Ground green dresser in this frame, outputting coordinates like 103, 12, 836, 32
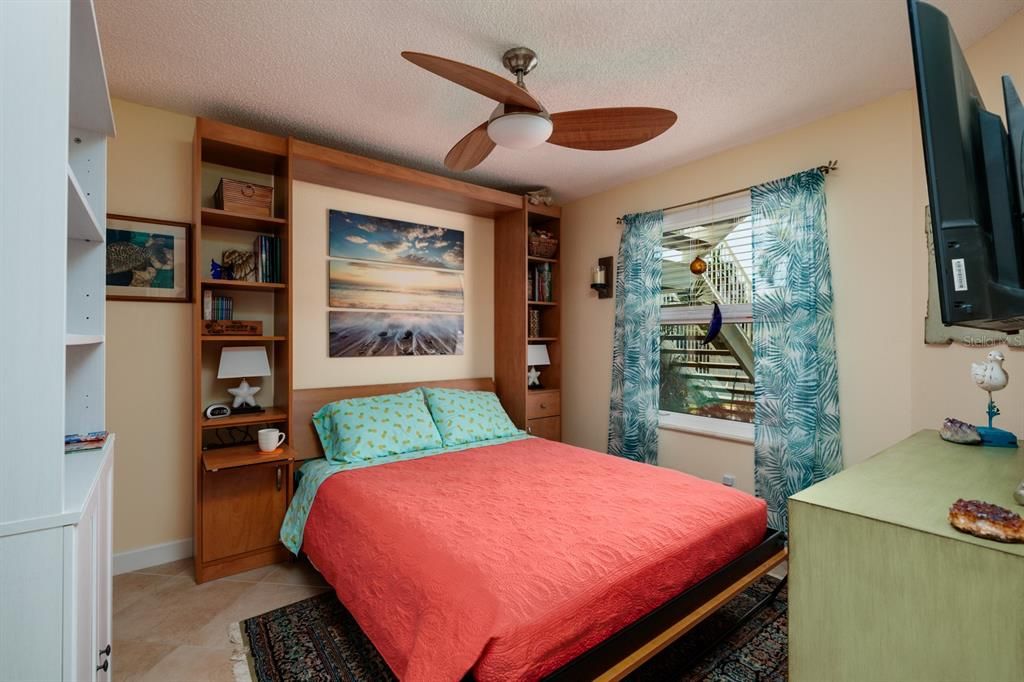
789, 430, 1024, 682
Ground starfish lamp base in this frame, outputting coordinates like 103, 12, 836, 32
527, 365, 544, 390
226, 377, 263, 412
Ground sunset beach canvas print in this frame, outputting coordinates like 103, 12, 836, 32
328, 260, 464, 313
329, 311, 464, 357
329, 209, 464, 271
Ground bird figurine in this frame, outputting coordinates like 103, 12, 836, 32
971, 350, 1008, 393
970, 350, 1017, 447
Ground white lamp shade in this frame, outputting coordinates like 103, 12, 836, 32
487, 113, 553, 150
217, 346, 271, 379
527, 344, 550, 366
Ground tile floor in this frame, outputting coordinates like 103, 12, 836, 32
112, 558, 330, 681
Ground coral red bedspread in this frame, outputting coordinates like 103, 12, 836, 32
301, 438, 767, 681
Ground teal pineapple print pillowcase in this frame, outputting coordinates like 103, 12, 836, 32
312, 389, 443, 464
421, 387, 520, 446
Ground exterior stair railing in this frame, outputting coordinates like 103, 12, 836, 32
660, 234, 756, 422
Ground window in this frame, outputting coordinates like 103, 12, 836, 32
660, 192, 754, 433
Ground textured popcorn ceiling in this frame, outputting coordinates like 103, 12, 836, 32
95, 0, 1022, 203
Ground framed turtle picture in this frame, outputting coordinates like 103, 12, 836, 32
106, 214, 192, 302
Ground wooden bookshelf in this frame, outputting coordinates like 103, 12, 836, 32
494, 200, 562, 440
191, 118, 293, 583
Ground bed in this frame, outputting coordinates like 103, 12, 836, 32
285, 378, 784, 682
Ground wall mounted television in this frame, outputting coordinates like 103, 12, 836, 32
909, 0, 1024, 331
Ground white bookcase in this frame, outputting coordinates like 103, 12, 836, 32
0, 1, 116, 679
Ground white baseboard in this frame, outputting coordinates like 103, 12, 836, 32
113, 538, 193, 575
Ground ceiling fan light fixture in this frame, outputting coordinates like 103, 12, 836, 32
487, 112, 553, 150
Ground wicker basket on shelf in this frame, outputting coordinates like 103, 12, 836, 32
528, 230, 559, 259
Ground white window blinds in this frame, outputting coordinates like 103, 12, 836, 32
661, 190, 752, 320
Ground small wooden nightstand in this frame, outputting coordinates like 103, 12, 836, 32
198, 443, 296, 582
526, 389, 561, 441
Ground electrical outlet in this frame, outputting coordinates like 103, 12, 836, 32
722, 474, 736, 487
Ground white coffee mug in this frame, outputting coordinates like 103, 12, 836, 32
258, 428, 286, 453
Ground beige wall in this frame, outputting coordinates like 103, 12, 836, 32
106, 100, 195, 552
562, 12, 1024, 493
292, 182, 493, 389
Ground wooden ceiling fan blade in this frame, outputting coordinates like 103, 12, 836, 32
445, 122, 496, 171
548, 107, 677, 150
401, 51, 541, 111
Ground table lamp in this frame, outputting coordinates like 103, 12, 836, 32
217, 346, 271, 414
527, 344, 550, 389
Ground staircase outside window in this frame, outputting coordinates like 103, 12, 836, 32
659, 191, 754, 439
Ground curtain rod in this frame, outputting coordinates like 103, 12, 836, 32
614, 160, 838, 224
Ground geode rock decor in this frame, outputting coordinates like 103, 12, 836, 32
949, 499, 1024, 543
939, 417, 981, 444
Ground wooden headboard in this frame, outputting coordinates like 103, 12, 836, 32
290, 377, 496, 460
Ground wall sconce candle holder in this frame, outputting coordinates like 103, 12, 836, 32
590, 256, 614, 299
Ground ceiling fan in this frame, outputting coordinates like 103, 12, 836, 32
401, 47, 678, 171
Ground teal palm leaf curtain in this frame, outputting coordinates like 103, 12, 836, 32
608, 210, 663, 465
751, 169, 842, 532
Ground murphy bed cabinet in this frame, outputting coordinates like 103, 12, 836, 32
189, 118, 561, 581
0, 1, 116, 679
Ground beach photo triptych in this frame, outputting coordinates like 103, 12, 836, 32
327, 209, 465, 357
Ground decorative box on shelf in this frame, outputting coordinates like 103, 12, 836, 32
202, 319, 263, 336
214, 178, 273, 217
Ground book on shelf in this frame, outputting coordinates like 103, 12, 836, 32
529, 262, 553, 302
255, 236, 262, 283
65, 431, 109, 453
274, 237, 281, 283
253, 234, 283, 283
202, 291, 234, 321
210, 295, 233, 320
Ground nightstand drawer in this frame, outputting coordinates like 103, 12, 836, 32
527, 390, 560, 419
527, 416, 561, 441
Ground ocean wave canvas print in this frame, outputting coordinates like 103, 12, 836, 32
329, 311, 464, 357
329, 209, 464, 271
329, 260, 464, 313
